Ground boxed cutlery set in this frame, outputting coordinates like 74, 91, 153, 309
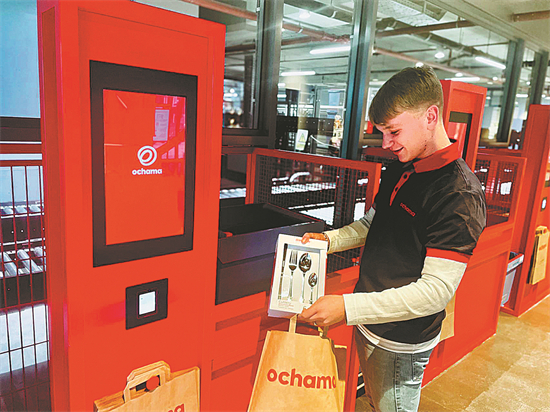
269, 234, 328, 318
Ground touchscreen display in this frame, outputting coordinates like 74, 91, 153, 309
448, 111, 472, 160
103, 90, 187, 245
91, 60, 197, 266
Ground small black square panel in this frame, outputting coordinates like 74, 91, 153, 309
126, 279, 168, 329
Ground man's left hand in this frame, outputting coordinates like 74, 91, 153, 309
298, 295, 346, 327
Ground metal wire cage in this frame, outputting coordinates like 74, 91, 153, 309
0, 164, 50, 412
474, 153, 525, 227
248, 149, 381, 274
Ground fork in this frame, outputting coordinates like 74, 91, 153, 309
286, 250, 298, 301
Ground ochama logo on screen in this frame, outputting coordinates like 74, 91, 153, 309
138, 145, 157, 166
132, 145, 163, 175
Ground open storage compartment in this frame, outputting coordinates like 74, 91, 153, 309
502, 251, 524, 306
216, 203, 324, 304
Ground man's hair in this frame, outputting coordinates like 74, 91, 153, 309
368, 66, 443, 125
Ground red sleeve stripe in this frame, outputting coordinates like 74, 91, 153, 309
426, 248, 471, 263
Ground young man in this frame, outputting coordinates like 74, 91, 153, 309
299, 66, 486, 412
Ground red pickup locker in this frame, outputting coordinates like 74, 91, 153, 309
500, 105, 550, 316
37, 2, 224, 410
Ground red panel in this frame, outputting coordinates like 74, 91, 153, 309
211, 361, 258, 411
441, 80, 487, 169
508, 105, 550, 315
37, 2, 224, 410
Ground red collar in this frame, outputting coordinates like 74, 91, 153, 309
413, 143, 460, 173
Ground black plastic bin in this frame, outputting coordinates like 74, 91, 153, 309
216, 203, 324, 305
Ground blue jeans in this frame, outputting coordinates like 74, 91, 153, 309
355, 328, 434, 412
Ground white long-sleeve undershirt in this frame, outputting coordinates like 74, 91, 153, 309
323, 207, 466, 325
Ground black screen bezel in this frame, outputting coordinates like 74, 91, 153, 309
90, 60, 197, 267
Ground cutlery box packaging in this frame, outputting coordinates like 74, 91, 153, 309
217, 203, 324, 304
268, 234, 328, 318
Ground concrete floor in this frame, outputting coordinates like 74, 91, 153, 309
356, 295, 550, 412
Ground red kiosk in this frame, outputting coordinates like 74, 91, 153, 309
488, 105, 550, 316
440, 80, 487, 169
37, 1, 224, 410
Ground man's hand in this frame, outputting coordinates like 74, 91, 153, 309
301, 232, 327, 244
298, 295, 345, 327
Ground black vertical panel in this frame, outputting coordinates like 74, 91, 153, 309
341, 0, 378, 161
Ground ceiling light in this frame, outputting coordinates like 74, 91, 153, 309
281, 70, 316, 77
455, 72, 463, 77
493, 77, 499, 81
475, 56, 506, 70
278, 82, 286, 87
435, 51, 445, 59
415, 62, 424, 67
516, 93, 528, 98
299, 10, 311, 19
526, 81, 531, 86
310, 45, 351, 55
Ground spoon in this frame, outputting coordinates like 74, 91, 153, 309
298, 253, 312, 303
308, 272, 318, 304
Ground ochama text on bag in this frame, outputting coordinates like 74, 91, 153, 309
266, 368, 337, 389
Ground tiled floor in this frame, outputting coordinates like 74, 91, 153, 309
356, 295, 550, 411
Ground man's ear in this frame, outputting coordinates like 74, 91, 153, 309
426, 105, 439, 130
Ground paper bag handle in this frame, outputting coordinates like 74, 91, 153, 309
123, 361, 170, 403
288, 315, 329, 338
289, 315, 297, 333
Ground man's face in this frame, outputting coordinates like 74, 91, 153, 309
375, 108, 434, 163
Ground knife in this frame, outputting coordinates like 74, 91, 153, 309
277, 243, 289, 300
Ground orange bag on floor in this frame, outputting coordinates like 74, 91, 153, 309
93, 361, 199, 412
248, 316, 347, 412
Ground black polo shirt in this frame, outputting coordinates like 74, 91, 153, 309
355, 143, 486, 344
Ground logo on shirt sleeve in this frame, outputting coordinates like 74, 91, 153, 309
400, 202, 416, 217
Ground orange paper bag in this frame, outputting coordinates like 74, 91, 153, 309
94, 361, 199, 412
248, 317, 346, 412
529, 226, 549, 285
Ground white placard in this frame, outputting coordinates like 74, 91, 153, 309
295, 129, 308, 151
